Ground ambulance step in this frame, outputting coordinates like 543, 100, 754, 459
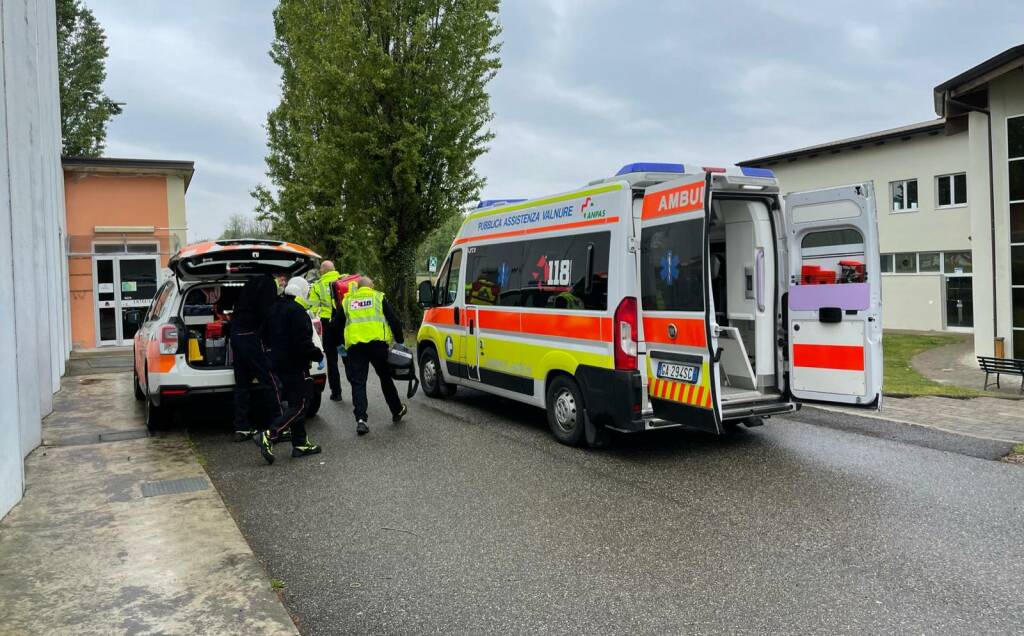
721, 400, 798, 421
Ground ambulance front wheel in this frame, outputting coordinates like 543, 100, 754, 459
420, 347, 456, 399
546, 375, 586, 447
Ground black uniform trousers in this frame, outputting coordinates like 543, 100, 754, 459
321, 317, 343, 397
231, 330, 282, 431
346, 340, 402, 422
267, 370, 309, 446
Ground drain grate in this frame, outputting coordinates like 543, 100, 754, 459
141, 477, 209, 497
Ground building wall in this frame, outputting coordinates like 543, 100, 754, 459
0, 0, 69, 519
64, 174, 176, 348
765, 130, 974, 332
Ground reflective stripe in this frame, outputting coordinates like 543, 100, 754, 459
342, 287, 392, 346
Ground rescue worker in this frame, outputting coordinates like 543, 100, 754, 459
304, 261, 344, 402
258, 276, 325, 464
230, 273, 282, 442
337, 275, 406, 436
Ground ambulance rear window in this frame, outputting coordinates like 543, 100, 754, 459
640, 218, 704, 312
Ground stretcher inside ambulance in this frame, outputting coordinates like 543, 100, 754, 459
416, 163, 881, 447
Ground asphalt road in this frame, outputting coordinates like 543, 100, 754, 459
188, 378, 1024, 635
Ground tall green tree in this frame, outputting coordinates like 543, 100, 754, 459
56, 0, 121, 157
255, 0, 501, 320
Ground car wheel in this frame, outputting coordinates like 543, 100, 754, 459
419, 347, 451, 399
144, 367, 170, 431
305, 390, 322, 418
546, 375, 585, 447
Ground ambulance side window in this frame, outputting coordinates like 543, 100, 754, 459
640, 218, 704, 312
466, 243, 523, 306
436, 250, 462, 306
519, 232, 610, 311
147, 281, 174, 321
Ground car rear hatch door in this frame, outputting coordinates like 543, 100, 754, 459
168, 239, 320, 281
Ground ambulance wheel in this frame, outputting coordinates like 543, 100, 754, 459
419, 347, 452, 399
145, 393, 170, 431
546, 375, 585, 447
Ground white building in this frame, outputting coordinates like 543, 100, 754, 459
0, 0, 71, 519
742, 45, 1024, 360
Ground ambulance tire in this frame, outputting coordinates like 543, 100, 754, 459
305, 391, 322, 418
144, 365, 171, 431
546, 375, 586, 447
419, 347, 454, 399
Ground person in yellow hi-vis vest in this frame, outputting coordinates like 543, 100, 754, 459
303, 261, 344, 402
337, 275, 406, 436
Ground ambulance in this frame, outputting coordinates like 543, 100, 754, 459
416, 162, 881, 447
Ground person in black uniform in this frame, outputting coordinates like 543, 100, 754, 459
230, 273, 282, 441
257, 276, 325, 464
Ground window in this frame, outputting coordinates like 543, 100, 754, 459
895, 252, 917, 273
435, 250, 462, 306
146, 281, 174, 321
918, 252, 941, 272
943, 251, 972, 274
94, 243, 125, 254
890, 179, 918, 212
1012, 115, 1024, 357
126, 243, 159, 254
519, 232, 611, 311
640, 218, 704, 312
466, 242, 522, 307
936, 173, 967, 208
880, 254, 894, 273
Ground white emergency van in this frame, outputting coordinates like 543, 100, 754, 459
416, 163, 881, 447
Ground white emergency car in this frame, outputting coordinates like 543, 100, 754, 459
416, 162, 882, 447
133, 239, 328, 429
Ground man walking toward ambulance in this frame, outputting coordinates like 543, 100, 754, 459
338, 276, 406, 435
303, 261, 344, 401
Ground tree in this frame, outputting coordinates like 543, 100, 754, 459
56, 0, 122, 157
218, 214, 275, 240
255, 0, 501, 322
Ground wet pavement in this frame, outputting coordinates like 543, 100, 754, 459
0, 373, 296, 635
189, 378, 1024, 635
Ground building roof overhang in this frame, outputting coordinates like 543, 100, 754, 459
62, 156, 196, 192
933, 43, 1024, 117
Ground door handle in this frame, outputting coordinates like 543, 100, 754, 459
469, 318, 475, 335
755, 247, 765, 312
454, 306, 460, 325
713, 347, 723, 363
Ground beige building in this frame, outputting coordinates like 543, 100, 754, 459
742, 45, 1024, 360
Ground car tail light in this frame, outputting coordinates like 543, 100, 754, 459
614, 296, 638, 370
312, 318, 323, 337
159, 324, 179, 354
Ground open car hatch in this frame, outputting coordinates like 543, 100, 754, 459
168, 239, 320, 281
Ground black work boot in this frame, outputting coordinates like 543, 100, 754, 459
392, 404, 408, 423
234, 429, 257, 442
291, 441, 322, 457
356, 420, 369, 436
258, 430, 275, 465
329, 392, 343, 402
271, 429, 292, 444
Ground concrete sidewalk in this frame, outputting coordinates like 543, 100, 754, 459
0, 372, 297, 635
911, 337, 1024, 398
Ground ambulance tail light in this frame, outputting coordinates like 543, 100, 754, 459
614, 296, 638, 370
159, 324, 179, 355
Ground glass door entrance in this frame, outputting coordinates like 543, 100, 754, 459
93, 255, 161, 346
945, 276, 974, 329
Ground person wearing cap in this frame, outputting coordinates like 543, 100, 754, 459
257, 276, 325, 464
336, 275, 406, 436
302, 261, 347, 403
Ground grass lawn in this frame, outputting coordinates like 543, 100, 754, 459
883, 333, 983, 398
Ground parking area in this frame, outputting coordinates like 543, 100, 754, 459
188, 377, 1024, 634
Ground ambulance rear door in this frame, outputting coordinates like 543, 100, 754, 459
784, 183, 882, 407
638, 173, 720, 434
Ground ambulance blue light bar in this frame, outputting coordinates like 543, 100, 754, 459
476, 198, 527, 209
739, 166, 775, 178
615, 162, 685, 176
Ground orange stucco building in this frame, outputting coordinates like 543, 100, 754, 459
63, 157, 194, 348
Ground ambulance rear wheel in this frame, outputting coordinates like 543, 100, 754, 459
546, 375, 585, 447
420, 347, 453, 399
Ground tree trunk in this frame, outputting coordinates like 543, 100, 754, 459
381, 243, 418, 338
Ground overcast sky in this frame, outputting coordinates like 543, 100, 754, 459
90, 0, 1024, 240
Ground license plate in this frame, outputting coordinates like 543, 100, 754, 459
656, 361, 698, 383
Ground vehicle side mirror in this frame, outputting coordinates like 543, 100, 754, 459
417, 280, 436, 308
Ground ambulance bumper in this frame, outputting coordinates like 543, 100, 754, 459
575, 365, 645, 433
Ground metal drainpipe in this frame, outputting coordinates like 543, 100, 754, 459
948, 96, 998, 347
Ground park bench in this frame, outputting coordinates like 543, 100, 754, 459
977, 356, 1024, 393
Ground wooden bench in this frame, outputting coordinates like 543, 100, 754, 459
978, 356, 1024, 392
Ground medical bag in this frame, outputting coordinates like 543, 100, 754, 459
388, 342, 419, 398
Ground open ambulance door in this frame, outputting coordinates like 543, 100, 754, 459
784, 183, 882, 407
639, 173, 721, 434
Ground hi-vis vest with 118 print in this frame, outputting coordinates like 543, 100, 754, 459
342, 287, 392, 346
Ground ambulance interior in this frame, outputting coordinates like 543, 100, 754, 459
180, 283, 243, 369
707, 197, 779, 402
